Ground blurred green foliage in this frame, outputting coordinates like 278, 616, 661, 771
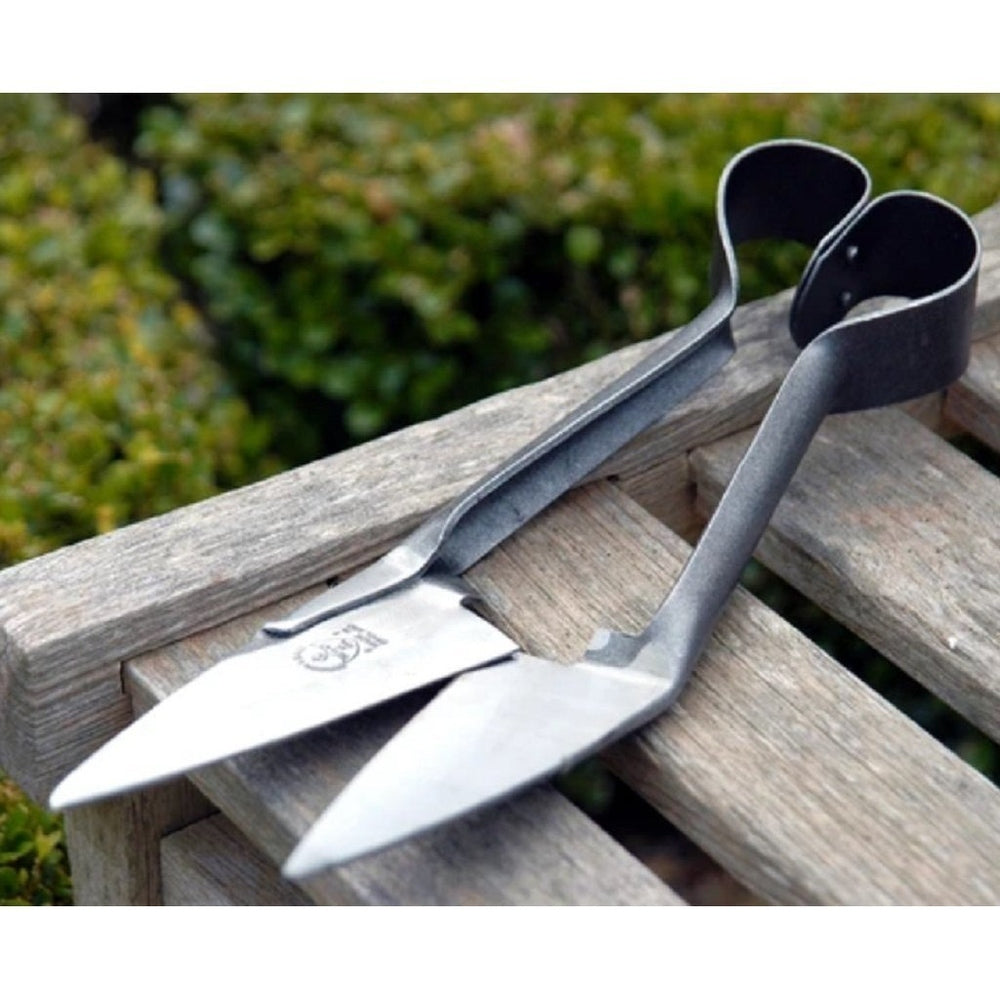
0, 94, 275, 567
0, 773, 71, 905
136, 94, 1000, 461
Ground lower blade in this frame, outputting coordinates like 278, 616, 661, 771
283, 652, 672, 878
49, 577, 518, 810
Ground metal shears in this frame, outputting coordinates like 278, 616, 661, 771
49, 140, 980, 884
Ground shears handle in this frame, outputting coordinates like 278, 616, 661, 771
587, 190, 980, 688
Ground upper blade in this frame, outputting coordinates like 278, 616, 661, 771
282, 652, 673, 878
49, 577, 518, 811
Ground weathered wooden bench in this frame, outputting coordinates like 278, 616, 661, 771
2, 202, 999, 905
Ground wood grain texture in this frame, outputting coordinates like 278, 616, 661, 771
972, 204, 1000, 341
0, 291, 789, 801
64, 779, 212, 905
693, 407, 1000, 743
466, 483, 1000, 904
161, 815, 312, 905
125, 482, 1000, 905
945, 332, 1000, 451
125, 587, 682, 906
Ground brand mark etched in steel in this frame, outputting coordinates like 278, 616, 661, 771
294, 623, 388, 671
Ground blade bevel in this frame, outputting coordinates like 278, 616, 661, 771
49, 577, 518, 811
282, 652, 672, 878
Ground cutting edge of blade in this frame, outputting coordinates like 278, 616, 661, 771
280, 654, 674, 879
49, 576, 520, 812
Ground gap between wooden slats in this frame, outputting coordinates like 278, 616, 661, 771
946, 332, 1000, 453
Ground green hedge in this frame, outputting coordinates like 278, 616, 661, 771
0, 773, 70, 904
0, 94, 275, 568
137, 94, 1000, 461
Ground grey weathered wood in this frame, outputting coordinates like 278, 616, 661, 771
161, 815, 312, 905
4, 203, 998, 802
124, 583, 682, 906
0, 291, 789, 801
971, 204, 1000, 341
945, 332, 1000, 451
466, 483, 1000, 904
64, 779, 212, 905
693, 407, 1000, 743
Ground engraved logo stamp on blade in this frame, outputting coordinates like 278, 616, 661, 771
294, 623, 388, 671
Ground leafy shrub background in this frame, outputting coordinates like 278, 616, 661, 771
2, 93, 1000, 903
0, 95, 275, 566
0, 773, 71, 904
137, 94, 1000, 462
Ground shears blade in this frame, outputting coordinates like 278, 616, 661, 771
283, 653, 671, 878
49, 577, 518, 810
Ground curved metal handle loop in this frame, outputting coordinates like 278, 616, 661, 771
792, 191, 981, 412
588, 185, 981, 695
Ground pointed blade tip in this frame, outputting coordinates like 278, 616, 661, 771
281, 852, 319, 882
282, 840, 355, 881
48, 763, 109, 812
48, 769, 132, 812
283, 815, 400, 880
47, 783, 74, 813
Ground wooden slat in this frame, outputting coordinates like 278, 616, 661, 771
945, 332, 1000, 451
971, 209, 1000, 340
161, 815, 312, 905
64, 779, 213, 905
0, 293, 790, 801
125, 584, 682, 906
693, 407, 1000, 743
125, 481, 1000, 904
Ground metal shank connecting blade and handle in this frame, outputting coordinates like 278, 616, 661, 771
283, 184, 981, 878
587, 190, 980, 687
